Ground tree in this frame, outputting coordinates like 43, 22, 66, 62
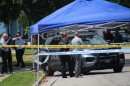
20, 0, 52, 24
20, 0, 74, 24
0, 0, 21, 24
18, 11, 30, 35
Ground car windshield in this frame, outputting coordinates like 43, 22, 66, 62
45, 37, 53, 45
69, 35, 107, 44
45, 35, 107, 45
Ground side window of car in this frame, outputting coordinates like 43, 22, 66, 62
50, 38, 60, 45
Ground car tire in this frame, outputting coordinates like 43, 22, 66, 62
113, 53, 125, 73
81, 67, 90, 75
45, 63, 54, 76
41, 63, 54, 76
39, 55, 54, 76
113, 65, 123, 73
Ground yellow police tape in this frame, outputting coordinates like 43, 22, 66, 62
0, 44, 130, 48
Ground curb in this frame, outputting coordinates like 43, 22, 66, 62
38, 74, 46, 84
0, 74, 10, 82
32, 73, 46, 86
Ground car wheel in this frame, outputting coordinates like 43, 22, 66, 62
45, 63, 54, 76
41, 63, 54, 76
113, 65, 123, 73
81, 68, 90, 75
113, 54, 125, 73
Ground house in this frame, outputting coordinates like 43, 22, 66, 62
0, 20, 23, 37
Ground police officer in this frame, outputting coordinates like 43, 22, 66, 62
59, 33, 74, 78
15, 32, 26, 68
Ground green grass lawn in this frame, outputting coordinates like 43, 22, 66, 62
0, 72, 39, 86
24, 48, 37, 55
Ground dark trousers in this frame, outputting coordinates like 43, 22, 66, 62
16, 49, 25, 67
1, 49, 13, 74
60, 55, 74, 77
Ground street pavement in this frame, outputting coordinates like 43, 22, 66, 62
41, 54, 130, 86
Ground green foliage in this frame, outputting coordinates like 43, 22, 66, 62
18, 11, 30, 35
0, 0, 21, 24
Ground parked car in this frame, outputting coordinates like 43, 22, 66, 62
39, 34, 125, 76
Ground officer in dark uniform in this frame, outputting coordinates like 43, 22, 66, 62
15, 32, 26, 68
59, 33, 74, 78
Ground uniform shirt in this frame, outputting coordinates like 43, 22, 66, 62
59, 38, 69, 51
15, 38, 26, 49
0, 38, 9, 51
71, 36, 84, 51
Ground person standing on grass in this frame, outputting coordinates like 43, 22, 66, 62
71, 31, 84, 78
15, 32, 26, 68
0, 32, 20, 74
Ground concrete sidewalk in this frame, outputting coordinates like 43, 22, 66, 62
0, 74, 10, 82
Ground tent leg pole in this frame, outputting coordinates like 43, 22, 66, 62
36, 34, 40, 86
31, 34, 37, 85
31, 34, 35, 69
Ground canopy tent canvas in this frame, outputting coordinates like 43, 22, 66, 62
30, 0, 130, 34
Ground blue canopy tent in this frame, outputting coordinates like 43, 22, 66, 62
30, 0, 130, 34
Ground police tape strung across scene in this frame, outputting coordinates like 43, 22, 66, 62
36, 49, 130, 56
0, 44, 130, 48
34, 48, 129, 64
